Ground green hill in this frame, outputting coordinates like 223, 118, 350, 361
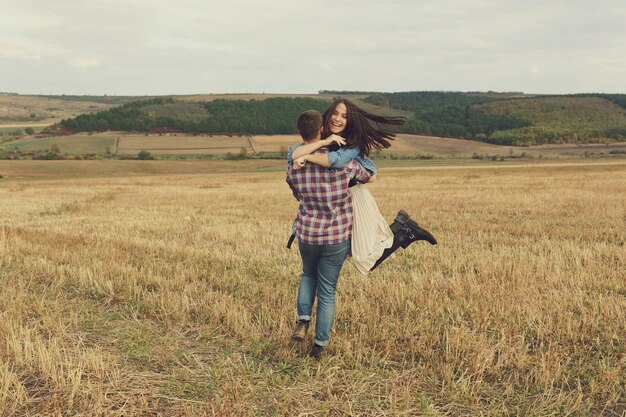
51, 92, 626, 146
477, 96, 626, 145
362, 91, 626, 145
58, 97, 332, 135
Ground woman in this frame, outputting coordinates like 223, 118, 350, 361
290, 99, 437, 274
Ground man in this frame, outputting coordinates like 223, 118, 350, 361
286, 109, 373, 359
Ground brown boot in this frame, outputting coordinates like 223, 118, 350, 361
290, 320, 309, 342
309, 343, 326, 360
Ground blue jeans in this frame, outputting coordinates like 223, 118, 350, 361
297, 240, 350, 347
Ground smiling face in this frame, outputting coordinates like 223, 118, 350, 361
329, 102, 348, 135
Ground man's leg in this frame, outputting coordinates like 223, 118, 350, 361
296, 241, 319, 324
292, 241, 319, 342
312, 240, 350, 349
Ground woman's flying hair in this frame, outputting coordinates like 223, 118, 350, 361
322, 98, 406, 156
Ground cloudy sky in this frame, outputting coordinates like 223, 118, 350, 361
2, 0, 626, 95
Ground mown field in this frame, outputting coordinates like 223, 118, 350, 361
0, 160, 624, 416
3, 133, 510, 157
4, 131, 626, 160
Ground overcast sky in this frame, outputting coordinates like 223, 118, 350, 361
2, 0, 626, 95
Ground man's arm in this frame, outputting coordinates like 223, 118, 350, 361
285, 172, 300, 201
344, 160, 372, 184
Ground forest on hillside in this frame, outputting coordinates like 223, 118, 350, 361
59, 97, 329, 136
363, 92, 626, 145
57, 92, 626, 146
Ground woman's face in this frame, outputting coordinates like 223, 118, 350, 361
329, 102, 348, 135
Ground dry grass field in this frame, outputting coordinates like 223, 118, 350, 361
0, 95, 113, 126
174, 93, 366, 103
0, 160, 624, 416
118, 134, 252, 156
0, 134, 119, 155
5, 130, 626, 160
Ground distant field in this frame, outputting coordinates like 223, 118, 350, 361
0, 123, 50, 130
386, 134, 512, 155
4, 131, 626, 159
0, 95, 113, 125
118, 134, 252, 155
1, 158, 623, 181
116, 133, 518, 157
1, 134, 118, 154
524, 142, 626, 154
251, 135, 300, 153
174, 93, 366, 102
0, 159, 285, 180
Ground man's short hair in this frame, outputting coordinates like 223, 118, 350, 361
297, 110, 323, 140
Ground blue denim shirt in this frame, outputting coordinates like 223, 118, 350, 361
327, 146, 377, 174
287, 144, 299, 165
288, 144, 377, 174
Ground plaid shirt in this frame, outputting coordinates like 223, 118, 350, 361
286, 148, 371, 245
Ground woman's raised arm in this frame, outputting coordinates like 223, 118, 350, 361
291, 134, 345, 160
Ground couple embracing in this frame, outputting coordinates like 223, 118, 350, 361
286, 99, 437, 359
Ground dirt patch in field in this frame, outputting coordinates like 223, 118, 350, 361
117, 134, 252, 155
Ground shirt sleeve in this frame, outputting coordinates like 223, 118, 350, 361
327, 147, 361, 169
285, 170, 300, 200
287, 144, 302, 165
344, 160, 371, 184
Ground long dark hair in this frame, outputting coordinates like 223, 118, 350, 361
322, 99, 406, 156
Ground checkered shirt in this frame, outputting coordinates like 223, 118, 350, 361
286, 148, 371, 245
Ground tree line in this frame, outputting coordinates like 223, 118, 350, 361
60, 97, 329, 135
363, 92, 626, 145
58, 92, 626, 146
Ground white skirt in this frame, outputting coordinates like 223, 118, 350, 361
350, 184, 394, 275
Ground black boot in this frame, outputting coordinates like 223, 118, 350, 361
399, 219, 437, 248
372, 212, 438, 271
389, 210, 410, 234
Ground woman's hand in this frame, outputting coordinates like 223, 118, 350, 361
293, 156, 307, 170
325, 134, 346, 147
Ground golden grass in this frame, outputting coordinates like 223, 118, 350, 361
5, 128, 625, 159
0, 95, 112, 126
0, 134, 118, 154
173, 93, 364, 103
0, 161, 624, 415
0, 160, 285, 180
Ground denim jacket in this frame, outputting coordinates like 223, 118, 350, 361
288, 144, 377, 174
327, 146, 377, 174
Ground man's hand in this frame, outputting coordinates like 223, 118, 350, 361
325, 134, 346, 147
293, 156, 307, 170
